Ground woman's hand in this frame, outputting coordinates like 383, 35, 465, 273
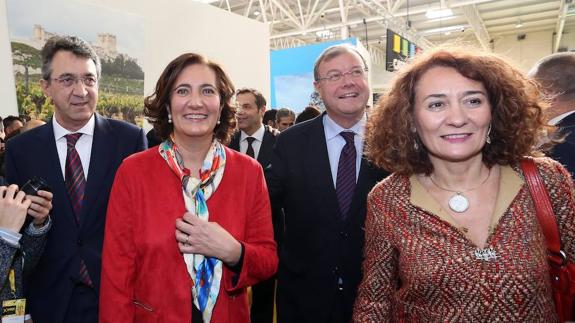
26, 190, 53, 227
175, 212, 242, 266
0, 185, 32, 232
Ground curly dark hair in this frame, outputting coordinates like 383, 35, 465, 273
365, 48, 553, 175
144, 53, 236, 145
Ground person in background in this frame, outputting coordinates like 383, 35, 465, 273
0, 183, 53, 322
353, 48, 575, 321
5, 35, 147, 323
295, 105, 321, 124
20, 119, 46, 134
3, 116, 23, 141
275, 108, 295, 132
529, 52, 575, 178
267, 44, 387, 323
263, 109, 277, 129
100, 52, 277, 323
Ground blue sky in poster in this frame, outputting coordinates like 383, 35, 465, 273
270, 38, 357, 111
6, 0, 145, 64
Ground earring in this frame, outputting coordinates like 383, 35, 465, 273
168, 113, 172, 124
414, 139, 419, 151
216, 120, 221, 125
486, 124, 492, 144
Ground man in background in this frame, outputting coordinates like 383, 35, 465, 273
275, 108, 295, 132
263, 109, 277, 128
529, 52, 575, 178
5, 35, 146, 323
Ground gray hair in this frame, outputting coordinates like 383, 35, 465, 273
313, 44, 367, 81
275, 108, 295, 122
41, 35, 101, 80
529, 52, 575, 102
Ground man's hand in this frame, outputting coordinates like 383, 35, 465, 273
0, 185, 31, 232
26, 190, 53, 227
175, 212, 242, 266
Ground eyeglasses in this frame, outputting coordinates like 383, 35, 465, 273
51, 75, 98, 88
317, 68, 368, 83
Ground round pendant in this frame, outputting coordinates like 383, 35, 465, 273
448, 193, 469, 213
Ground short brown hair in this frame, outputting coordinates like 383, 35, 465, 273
144, 53, 236, 144
236, 88, 267, 109
313, 44, 367, 81
365, 48, 552, 175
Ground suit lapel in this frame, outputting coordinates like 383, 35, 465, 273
304, 116, 341, 220
258, 126, 275, 168
80, 114, 114, 227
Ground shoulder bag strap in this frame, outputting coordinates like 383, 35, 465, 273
520, 158, 564, 266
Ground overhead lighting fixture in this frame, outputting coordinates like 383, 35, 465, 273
515, 19, 523, 28
425, 8, 453, 19
195, 0, 219, 3
253, 10, 261, 16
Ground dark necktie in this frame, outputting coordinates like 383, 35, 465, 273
246, 137, 256, 158
65, 133, 92, 286
336, 131, 357, 220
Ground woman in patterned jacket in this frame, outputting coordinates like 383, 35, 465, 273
353, 48, 575, 322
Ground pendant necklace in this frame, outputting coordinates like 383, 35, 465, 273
429, 167, 492, 213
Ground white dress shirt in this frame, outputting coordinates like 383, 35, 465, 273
53, 114, 95, 180
548, 110, 575, 126
323, 113, 366, 187
239, 124, 265, 160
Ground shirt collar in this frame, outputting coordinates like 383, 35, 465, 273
240, 124, 265, 142
53, 113, 96, 141
548, 110, 575, 126
323, 112, 367, 141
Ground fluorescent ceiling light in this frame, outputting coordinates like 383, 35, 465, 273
425, 8, 453, 19
419, 24, 467, 35
253, 10, 261, 16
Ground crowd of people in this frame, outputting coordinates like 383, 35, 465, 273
0, 33, 574, 323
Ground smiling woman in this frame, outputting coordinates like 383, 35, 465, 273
353, 48, 575, 322
100, 53, 278, 323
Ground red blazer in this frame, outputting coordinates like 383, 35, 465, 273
100, 146, 278, 323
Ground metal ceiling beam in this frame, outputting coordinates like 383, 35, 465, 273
243, 0, 254, 16
339, 0, 349, 39
554, 0, 570, 52
258, 0, 268, 23
461, 4, 491, 50
391, 0, 405, 14
306, 0, 335, 29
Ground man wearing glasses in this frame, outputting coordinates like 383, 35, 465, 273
5, 35, 146, 323
266, 44, 387, 323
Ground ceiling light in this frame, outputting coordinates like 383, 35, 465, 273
515, 20, 523, 28
425, 8, 453, 19
445, 31, 451, 35
253, 10, 261, 16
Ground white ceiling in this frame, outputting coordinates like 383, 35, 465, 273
208, 0, 575, 55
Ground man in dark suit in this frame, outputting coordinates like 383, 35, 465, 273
229, 88, 278, 323
229, 88, 276, 169
5, 35, 146, 323
267, 44, 387, 323
529, 52, 575, 178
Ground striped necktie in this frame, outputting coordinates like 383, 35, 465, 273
336, 131, 356, 220
65, 133, 93, 286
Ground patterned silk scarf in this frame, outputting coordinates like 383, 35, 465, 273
159, 138, 226, 323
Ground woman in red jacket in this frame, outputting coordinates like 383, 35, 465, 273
100, 53, 278, 323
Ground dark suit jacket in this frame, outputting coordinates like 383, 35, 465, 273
265, 114, 387, 323
550, 111, 575, 179
229, 125, 277, 169
5, 114, 146, 323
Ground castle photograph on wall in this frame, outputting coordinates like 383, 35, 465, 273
6, 0, 145, 126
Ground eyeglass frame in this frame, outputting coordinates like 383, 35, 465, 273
49, 74, 98, 88
316, 67, 369, 83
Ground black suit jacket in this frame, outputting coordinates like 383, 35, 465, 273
229, 125, 277, 169
550, 111, 575, 179
5, 114, 147, 323
266, 114, 387, 323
